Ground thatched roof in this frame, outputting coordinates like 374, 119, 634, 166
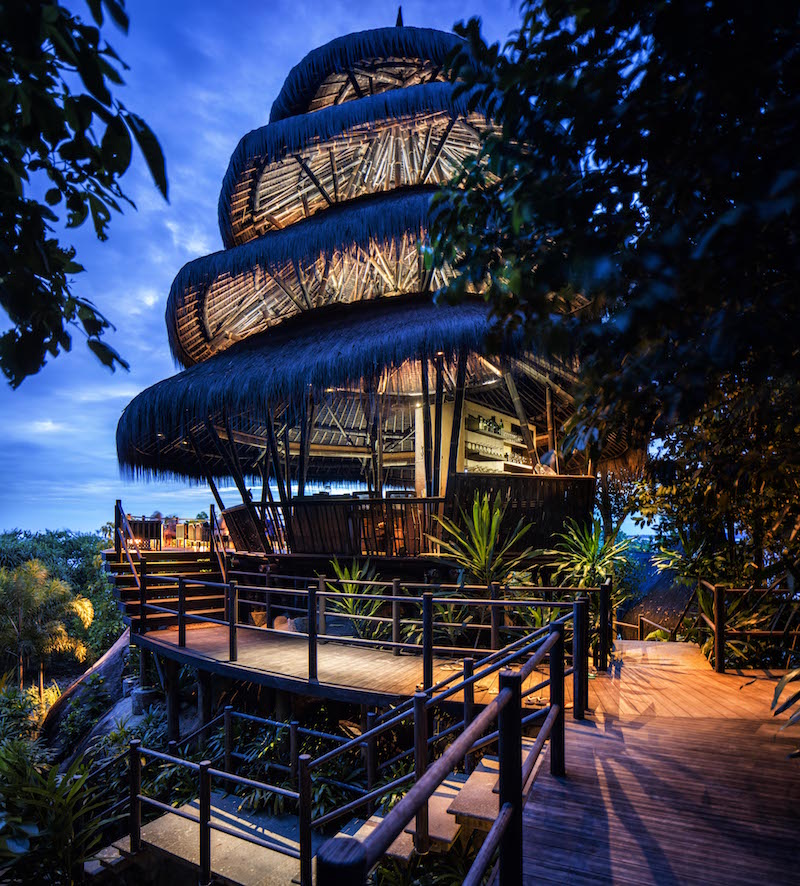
219, 82, 488, 247
117, 295, 600, 483
167, 189, 448, 367
269, 27, 464, 123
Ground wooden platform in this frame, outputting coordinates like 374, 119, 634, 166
522, 641, 800, 884
137, 623, 526, 706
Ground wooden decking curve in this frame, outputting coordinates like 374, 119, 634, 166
523, 641, 800, 885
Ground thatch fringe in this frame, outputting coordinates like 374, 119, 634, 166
269, 26, 464, 123
167, 189, 436, 366
121, 297, 506, 478
219, 82, 484, 246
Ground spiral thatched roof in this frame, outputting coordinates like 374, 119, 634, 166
268, 27, 464, 123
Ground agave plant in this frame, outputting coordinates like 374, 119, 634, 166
540, 518, 631, 588
429, 492, 534, 587
324, 558, 389, 641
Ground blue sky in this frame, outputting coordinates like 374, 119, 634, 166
0, 0, 521, 533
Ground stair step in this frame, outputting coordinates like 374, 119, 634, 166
343, 816, 415, 863
447, 740, 540, 832
403, 777, 464, 851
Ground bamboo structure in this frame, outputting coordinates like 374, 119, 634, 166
117, 21, 631, 556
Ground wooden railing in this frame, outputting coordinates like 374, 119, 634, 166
209, 504, 227, 582
127, 740, 312, 886
134, 571, 602, 690
315, 618, 574, 885
115, 499, 142, 589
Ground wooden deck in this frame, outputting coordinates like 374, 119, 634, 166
138, 623, 511, 706
523, 641, 800, 884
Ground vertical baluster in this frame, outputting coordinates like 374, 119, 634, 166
228, 580, 238, 662
392, 578, 401, 656
413, 692, 429, 854
299, 754, 313, 886
199, 760, 211, 885
549, 622, 565, 777
422, 592, 433, 691
308, 582, 318, 682
318, 575, 327, 637
498, 669, 522, 886
572, 597, 586, 720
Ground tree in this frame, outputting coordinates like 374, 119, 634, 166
1, 0, 168, 387
432, 1, 800, 575
0, 560, 93, 701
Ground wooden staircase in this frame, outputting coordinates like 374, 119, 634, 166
103, 549, 224, 630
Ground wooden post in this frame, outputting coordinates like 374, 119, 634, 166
228, 580, 238, 662
490, 582, 501, 650
463, 657, 475, 774
502, 369, 538, 469
129, 739, 142, 853
549, 623, 566, 777
598, 578, 611, 672
714, 584, 726, 673
290, 719, 300, 783
498, 669, 523, 886
638, 614, 645, 641
413, 692, 430, 854
392, 578, 401, 656
317, 837, 368, 885
265, 410, 294, 549
299, 754, 313, 886
165, 659, 180, 743
199, 759, 212, 886
432, 353, 444, 497
115, 500, 122, 562
178, 577, 186, 647
422, 592, 433, 691
445, 352, 467, 498
223, 705, 233, 771
420, 359, 433, 497
546, 384, 559, 473
318, 575, 327, 637
572, 598, 585, 720
365, 710, 377, 816
308, 582, 318, 682
139, 557, 148, 635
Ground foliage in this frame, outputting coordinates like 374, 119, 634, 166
0, 740, 107, 883
540, 519, 630, 588
325, 558, 389, 641
0, 676, 40, 744
0, 0, 168, 386
0, 560, 92, 697
772, 668, 800, 758
431, 0, 800, 575
431, 492, 533, 586
60, 673, 111, 747
0, 530, 123, 664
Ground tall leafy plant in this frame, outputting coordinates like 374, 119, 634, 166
325, 559, 389, 641
430, 492, 533, 586
540, 519, 631, 588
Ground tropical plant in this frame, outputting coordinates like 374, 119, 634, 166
541, 519, 631, 588
1, 0, 168, 386
772, 668, 800, 758
325, 559, 389, 641
0, 560, 93, 700
430, 492, 534, 586
0, 739, 108, 883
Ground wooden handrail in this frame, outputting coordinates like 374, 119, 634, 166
117, 528, 140, 590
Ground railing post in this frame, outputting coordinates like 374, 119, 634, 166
223, 705, 233, 771
638, 613, 645, 641
549, 622, 566, 777
228, 580, 238, 662
463, 657, 475, 774
299, 754, 313, 886
308, 581, 318, 683
317, 837, 368, 885
422, 591, 433, 691
139, 556, 148, 634
129, 739, 141, 854
318, 580, 327, 638
498, 669, 522, 886
199, 759, 211, 885
490, 581, 501, 650
290, 719, 300, 783
392, 578, 401, 656
581, 594, 590, 711
714, 583, 726, 673
264, 569, 272, 628
365, 710, 377, 816
413, 691, 430, 854
598, 577, 611, 672
572, 597, 586, 720
178, 577, 186, 647
115, 500, 122, 562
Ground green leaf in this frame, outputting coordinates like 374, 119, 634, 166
123, 112, 168, 199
